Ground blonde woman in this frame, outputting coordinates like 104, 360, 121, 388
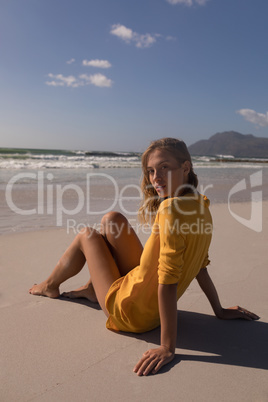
29, 138, 259, 376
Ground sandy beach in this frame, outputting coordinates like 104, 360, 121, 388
1, 198, 268, 401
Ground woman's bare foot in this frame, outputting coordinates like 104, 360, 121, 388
29, 281, 60, 298
61, 282, 98, 303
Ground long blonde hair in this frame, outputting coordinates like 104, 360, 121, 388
138, 137, 198, 223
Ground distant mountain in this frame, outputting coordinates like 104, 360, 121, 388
188, 131, 268, 158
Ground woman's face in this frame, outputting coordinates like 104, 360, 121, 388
146, 148, 190, 198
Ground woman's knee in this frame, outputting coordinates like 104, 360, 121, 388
101, 211, 126, 225
101, 212, 128, 237
77, 226, 101, 244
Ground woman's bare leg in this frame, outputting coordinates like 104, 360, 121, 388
29, 226, 122, 315
62, 212, 143, 300
76, 227, 122, 314
29, 212, 143, 314
100, 212, 143, 276
29, 237, 87, 298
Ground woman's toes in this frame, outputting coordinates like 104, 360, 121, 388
29, 283, 60, 298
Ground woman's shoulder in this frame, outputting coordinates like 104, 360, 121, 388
158, 193, 210, 215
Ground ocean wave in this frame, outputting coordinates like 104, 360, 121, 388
194, 163, 267, 169
0, 159, 141, 169
1, 147, 268, 170
0, 147, 142, 169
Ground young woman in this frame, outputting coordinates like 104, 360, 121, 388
29, 138, 259, 376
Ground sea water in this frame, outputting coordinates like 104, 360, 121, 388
1, 148, 267, 234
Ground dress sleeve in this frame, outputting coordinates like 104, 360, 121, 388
158, 205, 186, 285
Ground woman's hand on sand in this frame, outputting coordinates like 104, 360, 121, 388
220, 306, 260, 320
133, 346, 174, 376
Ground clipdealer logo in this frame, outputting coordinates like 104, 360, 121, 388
228, 170, 263, 233
5, 170, 264, 233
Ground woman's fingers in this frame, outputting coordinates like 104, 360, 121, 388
229, 306, 260, 320
133, 346, 174, 376
133, 352, 157, 376
238, 307, 260, 320
141, 357, 159, 376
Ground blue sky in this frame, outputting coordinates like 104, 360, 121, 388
1, 0, 268, 152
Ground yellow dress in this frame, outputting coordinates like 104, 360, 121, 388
105, 193, 213, 333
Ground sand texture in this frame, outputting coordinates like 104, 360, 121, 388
1, 202, 268, 401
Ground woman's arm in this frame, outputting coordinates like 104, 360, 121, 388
133, 283, 177, 376
196, 268, 259, 320
159, 283, 178, 352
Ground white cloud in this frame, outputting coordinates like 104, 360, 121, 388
110, 24, 134, 42
66, 58, 75, 64
82, 59, 112, 68
237, 109, 268, 127
110, 24, 158, 48
135, 34, 156, 48
79, 73, 113, 88
46, 74, 82, 88
46, 73, 113, 88
166, 0, 210, 6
